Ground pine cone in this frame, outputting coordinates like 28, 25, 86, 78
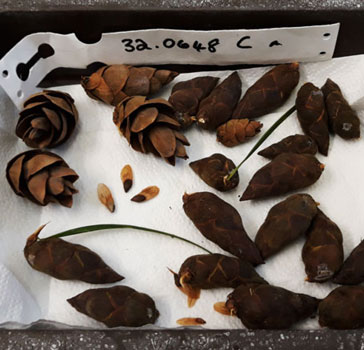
113, 96, 189, 165
68, 286, 159, 328
81, 64, 178, 106
168, 76, 219, 129
232, 63, 299, 119
15, 90, 78, 149
197, 72, 242, 130
321, 78, 360, 139
24, 225, 123, 283
217, 119, 262, 147
296, 83, 329, 156
6, 150, 78, 207
258, 134, 318, 159
189, 153, 239, 192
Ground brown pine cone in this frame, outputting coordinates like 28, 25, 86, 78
217, 119, 263, 147
15, 90, 78, 149
6, 150, 79, 207
168, 76, 219, 129
321, 78, 360, 139
296, 83, 329, 156
113, 96, 189, 165
81, 64, 178, 106
189, 153, 239, 192
68, 286, 159, 328
197, 72, 242, 130
232, 63, 299, 119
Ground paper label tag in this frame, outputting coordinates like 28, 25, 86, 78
0, 24, 339, 109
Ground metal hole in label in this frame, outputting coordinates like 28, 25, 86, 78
17, 90, 23, 98
320, 51, 326, 55
2, 70, 8, 78
323, 33, 331, 40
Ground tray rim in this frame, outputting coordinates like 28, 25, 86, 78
1, 1, 364, 347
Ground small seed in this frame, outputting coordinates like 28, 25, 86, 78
131, 186, 160, 203
97, 183, 115, 212
177, 317, 206, 326
213, 302, 232, 316
121, 164, 133, 193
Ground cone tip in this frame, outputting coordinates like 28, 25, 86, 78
182, 192, 191, 203
187, 297, 197, 308
26, 223, 48, 247
67, 296, 76, 307
167, 267, 177, 276
109, 272, 124, 282
239, 194, 248, 201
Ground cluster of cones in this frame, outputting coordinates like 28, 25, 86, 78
6, 63, 301, 207
82, 63, 300, 164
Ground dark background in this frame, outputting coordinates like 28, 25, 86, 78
2, 0, 364, 60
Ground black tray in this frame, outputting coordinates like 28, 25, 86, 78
1, 1, 364, 349
1, 326, 364, 350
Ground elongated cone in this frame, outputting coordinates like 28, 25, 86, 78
333, 240, 364, 285
216, 119, 263, 147
321, 78, 360, 139
258, 134, 318, 159
6, 150, 78, 207
113, 96, 189, 165
302, 209, 343, 282
169, 76, 219, 129
296, 83, 330, 156
197, 72, 242, 130
241, 153, 324, 201
16, 90, 78, 149
24, 225, 123, 283
171, 253, 267, 307
189, 153, 239, 192
232, 63, 300, 119
81, 64, 178, 106
255, 194, 318, 259
68, 286, 159, 327
183, 192, 263, 265
319, 286, 364, 329
217, 283, 319, 329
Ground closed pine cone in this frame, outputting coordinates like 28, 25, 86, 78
217, 119, 262, 147
113, 96, 189, 165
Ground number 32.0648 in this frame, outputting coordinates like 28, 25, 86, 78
121, 38, 220, 53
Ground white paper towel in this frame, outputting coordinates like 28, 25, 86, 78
1, 55, 364, 329
0, 264, 40, 324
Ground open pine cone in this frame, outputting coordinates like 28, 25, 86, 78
113, 96, 189, 165
6, 150, 79, 207
15, 90, 78, 149
81, 65, 178, 106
